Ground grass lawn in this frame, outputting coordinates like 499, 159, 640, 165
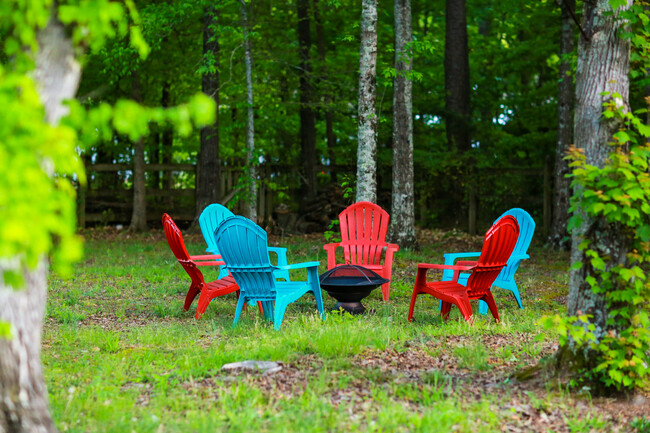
44, 227, 649, 432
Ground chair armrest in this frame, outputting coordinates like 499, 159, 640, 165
190, 254, 222, 261
443, 251, 481, 265
418, 263, 476, 272
323, 243, 341, 269
195, 260, 226, 267
278, 261, 320, 271
205, 247, 219, 255
267, 247, 289, 267
386, 243, 399, 252
510, 253, 530, 261
418, 262, 476, 284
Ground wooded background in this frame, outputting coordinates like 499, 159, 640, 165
75, 0, 645, 239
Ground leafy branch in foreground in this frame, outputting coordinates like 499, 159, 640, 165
544, 94, 650, 391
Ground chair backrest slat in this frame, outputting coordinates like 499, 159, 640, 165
466, 215, 519, 298
199, 204, 235, 254
493, 208, 535, 281
339, 201, 390, 266
214, 216, 276, 300
162, 213, 205, 287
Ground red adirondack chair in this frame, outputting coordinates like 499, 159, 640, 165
162, 213, 240, 319
407, 215, 519, 323
323, 201, 399, 301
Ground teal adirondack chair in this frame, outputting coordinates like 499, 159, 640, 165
441, 208, 535, 314
214, 216, 325, 330
199, 203, 291, 282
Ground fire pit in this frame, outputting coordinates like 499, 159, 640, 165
319, 265, 389, 314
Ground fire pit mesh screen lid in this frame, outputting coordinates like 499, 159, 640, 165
319, 264, 389, 286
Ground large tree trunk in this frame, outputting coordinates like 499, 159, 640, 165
390, 0, 417, 248
196, 6, 221, 220
444, 0, 471, 152
356, 0, 378, 203
129, 72, 147, 232
297, 0, 318, 202
567, 0, 631, 355
240, 0, 257, 222
0, 16, 81, 433
549, 0, 576, 250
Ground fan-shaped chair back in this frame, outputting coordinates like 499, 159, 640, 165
162, 213, 205, 288
214, 216, 277, 301
339, 201, 390, 265
466, 215, 519, 299
199, 203, 235, 254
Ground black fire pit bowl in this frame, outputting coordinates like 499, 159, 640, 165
319, 265, 389, 315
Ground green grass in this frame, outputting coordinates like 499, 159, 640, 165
41, 227, 611, 432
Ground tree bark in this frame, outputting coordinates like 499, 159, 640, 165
549, 0, 576, 250
0, 16, 81, 433
129, 72, 147, 232
390, 0, 417, 248
444, 0, 471, 152
196, 6, 221, 221
297, 0, 318, 201
568, 0, 631, 350
356, 0, 378, 203
240, 0, 257, 222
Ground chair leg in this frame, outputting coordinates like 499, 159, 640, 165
183, 283, 201, 311
195, 290, 212, 319
456, 299, 473, 323
440, 301, 452, 321
510, 283, 524, 309
232, 295, 247, 327
262, 301, 274, 322
381, 281, 390, 301
483, 292, 500, 323
314, 290, 325, 319
407, 289, 419, 322
273, 300, 289, 331
478, 299, 489, 315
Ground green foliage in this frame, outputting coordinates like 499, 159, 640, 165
0, 0, 215, 287
545, 97, 650, 391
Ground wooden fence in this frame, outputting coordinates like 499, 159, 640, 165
77, 159, 552, 235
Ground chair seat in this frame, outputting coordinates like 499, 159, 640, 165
205, 276, 238, 292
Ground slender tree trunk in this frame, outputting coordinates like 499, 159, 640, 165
356, 0, 378, 203
444, 0, 471, 152
196, 6, 221, 221
390, 0, 417, 248
566, 0, 631, 356
0, 16, 81, 433
550, 0, 576, 250
313, 0, 338, 182
297, 0, 318, 201
161, 82, 174, 207
240, 0, 257, 222
129, 72, 147, 232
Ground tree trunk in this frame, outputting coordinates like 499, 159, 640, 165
0, 16, 81, 433
444, 0, 471, 152
549, 0, 576, 250
129, 72, 147, 232
390, 0, 417, 248
161, 82, 174, 207
313, 0, 338, 182
356, 0, 378, 203
196, 6, 221, 221
240, 0, 257, 223
567, 0, 631, 353
297, 0, 318, 201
